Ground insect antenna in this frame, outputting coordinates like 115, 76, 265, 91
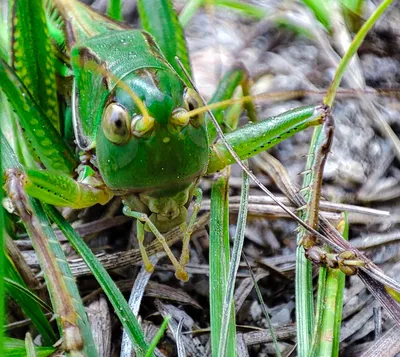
175, 56, 338, 250
179, 87, 400, 122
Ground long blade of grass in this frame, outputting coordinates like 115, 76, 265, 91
121, 254, 160, 357
242, 253, 282, 356
0, 68, 5, 357
331, 215, 348, 357
107, 0, 122, 21
218, 162, 249, 356
4, 270, 57, 345
301, 0, 331, 31
44, 205, 149, 357
209, 168, 236, 357
324, 0, 395, 107
310, 214, 348, 356
295, 131, 322, 357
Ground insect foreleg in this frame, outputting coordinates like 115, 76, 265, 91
15, 168, 114, 209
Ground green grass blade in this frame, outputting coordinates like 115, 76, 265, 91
310, 215, 348, 357
0, 59, 76, 174
309, 264, 327, 356
4, 265, 57, 345
295, 124, 325, 357
9, 0, 60, 132
295, 246, 314, 357
145, 315, 170, 357
107, 0, 122, 21
179, 0, 203, 27
138, 0, 192, 83
5, 337, 54, 357
0, 80, 4, 357
24, 333, 36, 357
331, 215, 348, 357
218, 163, 249, 356
213, 0, 267, 19
324, 0, 395, 107
242, 253, 282, 356
209, 168, 236, 357
44, 205, 149, 357
316, 270, 342, 356
301, 0, 331, 30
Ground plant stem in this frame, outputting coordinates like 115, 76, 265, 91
324, 0, 394, 107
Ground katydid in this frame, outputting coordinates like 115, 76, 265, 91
2, 0, 333, 282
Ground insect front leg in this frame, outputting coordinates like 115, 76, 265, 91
6, 167, 114, 209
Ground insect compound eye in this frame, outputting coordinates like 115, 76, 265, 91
183, 88, 205, 128
102, 103, 131, 145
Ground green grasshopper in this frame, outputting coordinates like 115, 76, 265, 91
1, 0, 332, 282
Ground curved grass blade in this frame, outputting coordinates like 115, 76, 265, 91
4, 264, 57, 345
44, 205, 149, 357
324, 0, 395, 107
301, 0, 332, 31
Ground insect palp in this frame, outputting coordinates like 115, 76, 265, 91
131, 114, 155, 138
